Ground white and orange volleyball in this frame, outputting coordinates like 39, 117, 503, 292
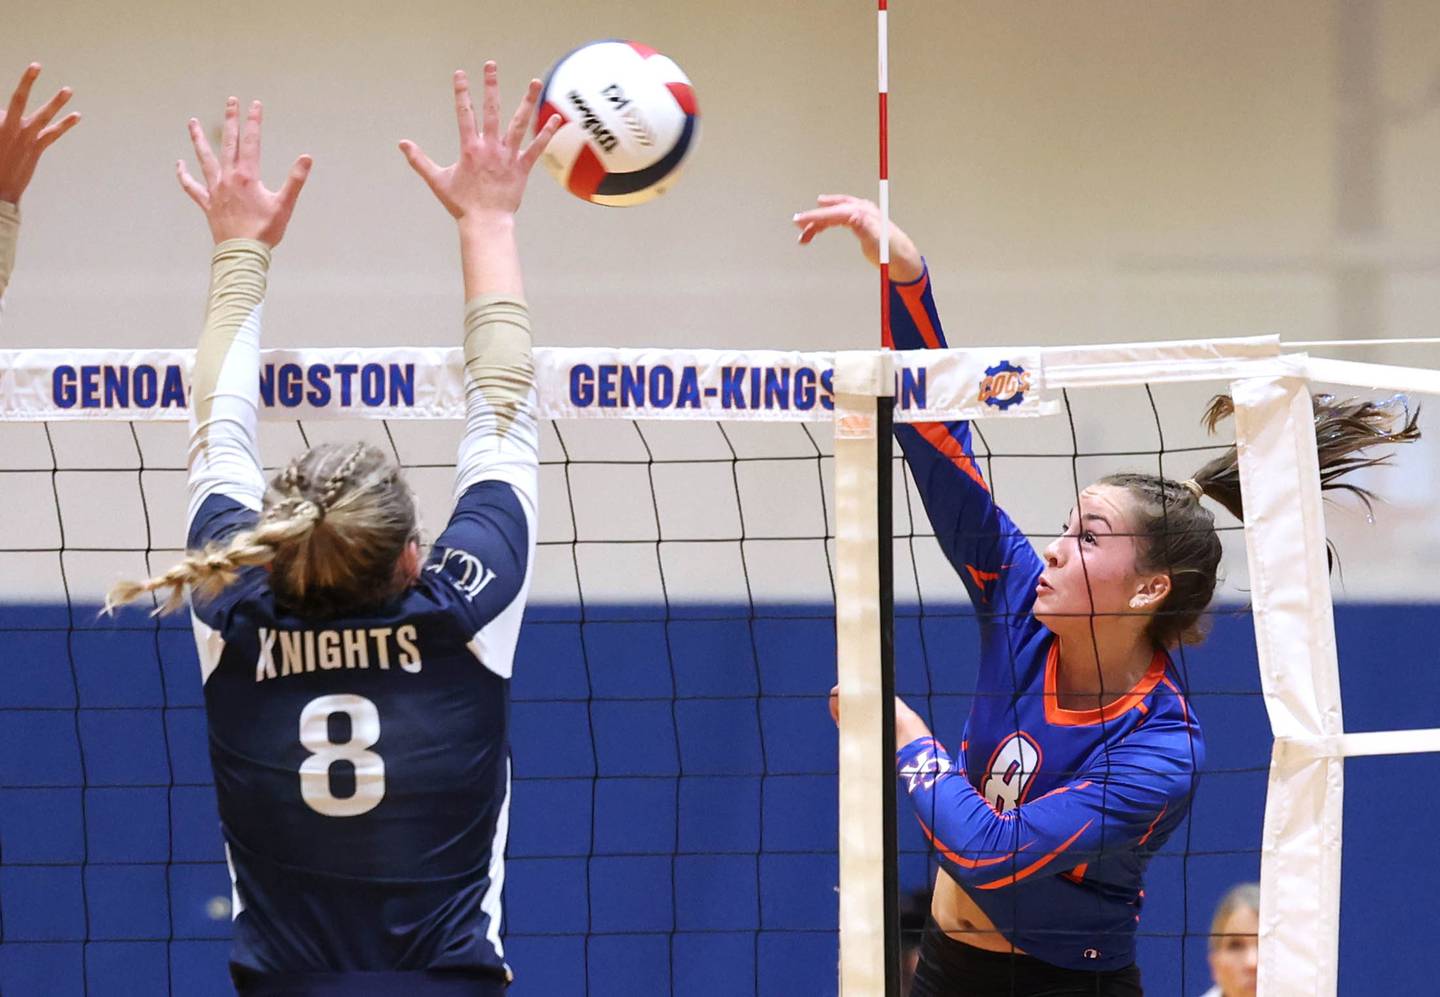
536, 40, 699, 206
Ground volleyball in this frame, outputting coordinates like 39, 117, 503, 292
536, 40, 699, 206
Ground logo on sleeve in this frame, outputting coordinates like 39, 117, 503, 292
427, 547, 498, 601
900, 745, 953, 794
979, 361, 1031, 411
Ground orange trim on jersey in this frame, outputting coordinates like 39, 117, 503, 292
915, 814, 1032, 869
976, 819, 1095, 890
1032, 779, 1093, 805
1043, 641, 1168, 727
914, 421, 990, 492
1063, 863, 1089, 885
894, 273, 942, 349
1136, 805, 1167, 847
1159, 675, 1191, 725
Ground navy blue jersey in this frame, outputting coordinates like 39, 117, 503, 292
180, 244, 540, 986
890, 265, 1205, 971
190, 481, 531, 976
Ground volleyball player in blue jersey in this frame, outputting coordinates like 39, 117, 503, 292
798, 195, 1418, 996
0, 62, 81, 317
108, 65, 560, 995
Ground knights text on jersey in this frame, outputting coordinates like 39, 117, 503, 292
889, 266, 1206, 972
187, 479, 531, 978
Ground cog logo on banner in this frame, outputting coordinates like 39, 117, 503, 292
979, 360, 1031, 411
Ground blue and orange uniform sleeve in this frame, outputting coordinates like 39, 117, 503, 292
889, 265, 1042, 621
895, 714, 1201, 892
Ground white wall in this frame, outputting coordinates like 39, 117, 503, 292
3, 0, 1439, 601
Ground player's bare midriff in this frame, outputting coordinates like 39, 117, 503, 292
931, 869, 1025, 954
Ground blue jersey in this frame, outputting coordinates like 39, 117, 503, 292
180, 243, 539, 987
889, 266, 1205, 972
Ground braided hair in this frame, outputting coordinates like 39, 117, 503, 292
1107, 393, 1420, 649
106, 442, 419, 618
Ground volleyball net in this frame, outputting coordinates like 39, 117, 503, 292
1, 337, 1438, 995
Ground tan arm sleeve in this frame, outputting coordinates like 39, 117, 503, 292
187, 239, 272, 522
455, 294, 539, 505
0, 201, 19, 309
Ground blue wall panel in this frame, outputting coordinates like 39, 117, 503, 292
0, 602, 1435, 995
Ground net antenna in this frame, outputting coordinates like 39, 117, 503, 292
832, 1, 904, 994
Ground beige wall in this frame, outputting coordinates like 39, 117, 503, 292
3, 0, 1440, 600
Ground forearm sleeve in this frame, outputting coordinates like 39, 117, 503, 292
455, 294, 540, 517
0, 201, 19, 317
186, 239, 270, 526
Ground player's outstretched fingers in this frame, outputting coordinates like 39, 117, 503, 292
519, 112, 562, 171
506, 78, 542, 152
238, 100, 262, 176
480, 61, 501, 143
4, 64, 40, 126
219, 96, 240, 172
792, 204, 866, 244
188, 118, 220, 187
176, 159, 209, 209
453, 71, 477, 144
23, 85, 72, 132
398, 139, 441, 186
276, 154, 313, 214
36, 111, 80, 151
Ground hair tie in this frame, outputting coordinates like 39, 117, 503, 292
295, 499, 325, 522
1179, 478, 1204, 500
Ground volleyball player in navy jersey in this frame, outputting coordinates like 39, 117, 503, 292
0, 61, 81, 318
798, 195, 1418, 996
108, 65, 560, 995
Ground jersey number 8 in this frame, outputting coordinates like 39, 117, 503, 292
299, 694, 386, 817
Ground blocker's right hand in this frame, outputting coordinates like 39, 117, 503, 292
0, 63, 81, 206
399, 62, 561, 222
177, 97, 312, 248
792, 194, 924, 283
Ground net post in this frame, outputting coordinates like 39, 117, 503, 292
834, 350, 900, 997
1231, 374, 1343, 997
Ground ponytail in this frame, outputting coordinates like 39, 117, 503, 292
1105, 391, 1420, 649
106, 442, 418, 617
1190, 393, 1421, 521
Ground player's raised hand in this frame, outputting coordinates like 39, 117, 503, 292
0, 63, 82, 206
176, 98, 312, 247
792, 194, 924, 283
399, 63, 562, 221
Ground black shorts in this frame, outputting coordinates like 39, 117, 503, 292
909, 921, 1143, 997
232, 968, 507, 997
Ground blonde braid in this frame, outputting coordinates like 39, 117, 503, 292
318, 442, 368, 511
103, 496, 323, 617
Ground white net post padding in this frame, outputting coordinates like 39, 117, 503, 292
832, 351, 894, 997
1233, 373, 1346, 996
1234, 368, 1440, 997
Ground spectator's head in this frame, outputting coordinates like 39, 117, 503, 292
1207, 882, 1259, 997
